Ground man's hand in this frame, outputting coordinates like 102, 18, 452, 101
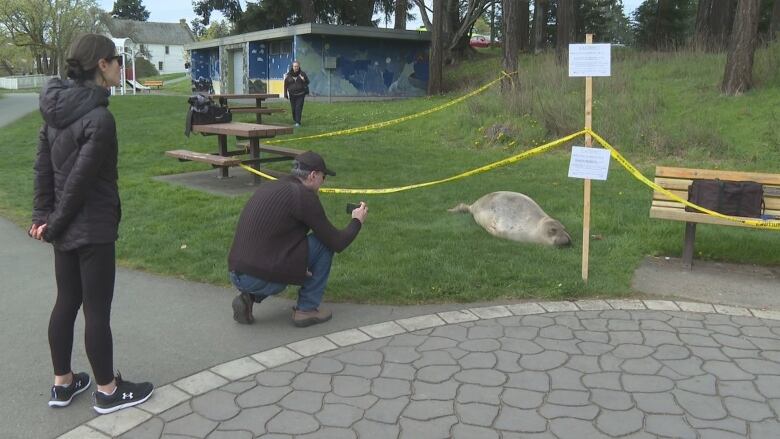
352, 202, 368, 224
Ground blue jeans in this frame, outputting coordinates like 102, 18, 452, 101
229, 234, 333, 311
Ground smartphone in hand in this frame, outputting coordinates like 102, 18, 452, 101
346, 203, 360, 214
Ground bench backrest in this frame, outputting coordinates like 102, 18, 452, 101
651, 166, 780, 225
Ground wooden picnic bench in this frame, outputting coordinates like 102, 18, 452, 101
649, 166, 780, 268
142, 80, 163, 89
167, 121, 297, 182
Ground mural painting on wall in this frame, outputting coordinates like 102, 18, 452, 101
248, 42, 268, 93
190, 48, 220, 93
297, 36, 429, 97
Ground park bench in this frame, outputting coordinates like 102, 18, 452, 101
142, 80, 163, 89
165, 143, 303, 179
649, 166, 780, 268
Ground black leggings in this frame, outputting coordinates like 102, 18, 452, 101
290, 95, 305, 124
49, 243, 115, 385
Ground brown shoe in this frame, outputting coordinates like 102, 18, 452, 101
292, 307, 332, 327
232, 293, 254, 324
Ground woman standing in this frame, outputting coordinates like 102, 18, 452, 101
283, 60, 310, 127
32, 33, 153, 414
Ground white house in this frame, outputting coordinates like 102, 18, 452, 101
100, 16, 195, 74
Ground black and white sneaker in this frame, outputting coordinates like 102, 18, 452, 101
92, 373, 154, 414
48, 372, 91, 407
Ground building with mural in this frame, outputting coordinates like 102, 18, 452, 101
185, 24, 430, 98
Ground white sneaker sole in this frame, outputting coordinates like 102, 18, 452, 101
48, 377, 91, 407
93, 388, 154, 414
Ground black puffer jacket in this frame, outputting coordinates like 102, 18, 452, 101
283, 69, 309, 98
33, 78, 120, 251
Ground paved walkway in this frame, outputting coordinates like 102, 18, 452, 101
61, 301, 780, 439
0, 92, 39, 125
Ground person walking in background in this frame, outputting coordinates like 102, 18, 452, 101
283, 60, 310, 127
31, 33, 153, 414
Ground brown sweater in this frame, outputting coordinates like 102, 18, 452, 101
228, 175, 361, 284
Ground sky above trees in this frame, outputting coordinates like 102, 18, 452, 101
96, 0, 646, 27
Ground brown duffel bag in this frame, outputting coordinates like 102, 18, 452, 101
686, 179, 764, 218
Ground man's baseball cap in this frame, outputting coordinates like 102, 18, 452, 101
296, 151, 336, 176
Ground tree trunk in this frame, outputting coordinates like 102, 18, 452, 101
429, 0, 444, 94
520, 0, 530, 52
299, 0, 314, 23
490, 0, 496, 43
655, 0, 672, 50
443, 0, 459, 58
722, 0, 761, 95
502, 0, 520, 92
694, 0, 736, 51
413, 0, 432, 29
532, 0, 546, 53
771, 0, 780, 41
556, 0, 575, 63
394, 0, 407, 29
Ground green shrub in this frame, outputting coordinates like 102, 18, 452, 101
133, 57, 159, 79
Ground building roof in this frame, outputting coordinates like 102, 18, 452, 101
185, 23, 430, 50
102, 16, 196, 45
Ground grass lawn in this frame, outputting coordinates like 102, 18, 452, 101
1, 50, 778, 305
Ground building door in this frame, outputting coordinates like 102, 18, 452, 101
231, 50, 243, 93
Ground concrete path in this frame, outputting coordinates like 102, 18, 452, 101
62, 300, 780, 439
0, 92, 39, 125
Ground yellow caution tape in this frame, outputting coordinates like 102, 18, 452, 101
240, 126, 779, 230
586, 129, 780, 230
239, 130, 585, 194
265, 71, 518, 144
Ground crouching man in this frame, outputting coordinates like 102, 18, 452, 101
228, 151, 368, 327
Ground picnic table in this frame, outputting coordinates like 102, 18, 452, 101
210, 93, 285, 123
166, 121, 298, 182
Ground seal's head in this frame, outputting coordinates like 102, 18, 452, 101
540, 218, 572, 247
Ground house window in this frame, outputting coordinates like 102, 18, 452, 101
158, 61, 163, 71
165, 45, 170, 55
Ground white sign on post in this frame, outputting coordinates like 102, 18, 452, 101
568, 146, 611, 181
569, 44, 611, 77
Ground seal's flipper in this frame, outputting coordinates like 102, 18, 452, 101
447, 203, 471, 213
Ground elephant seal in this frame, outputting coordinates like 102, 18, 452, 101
448, 191, 572, 247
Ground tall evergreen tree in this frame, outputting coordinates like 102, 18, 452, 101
502, 0, 520, 91
722, 0, 761, 95
520, 0, 530, 51
769, 0, 780, 40
532, 0, 548, 52
429, 0, 444, 94
395, 0, 408, 29
576, 0, 633, 44
110, 0, 150, 21
193, 0, 243, 26
556, 0, 575, 62
633, 0, 696, 49
694, 0, 736, 51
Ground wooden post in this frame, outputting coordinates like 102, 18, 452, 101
582, 34, 594, 283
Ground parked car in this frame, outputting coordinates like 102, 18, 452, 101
469, 35, 490, 48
